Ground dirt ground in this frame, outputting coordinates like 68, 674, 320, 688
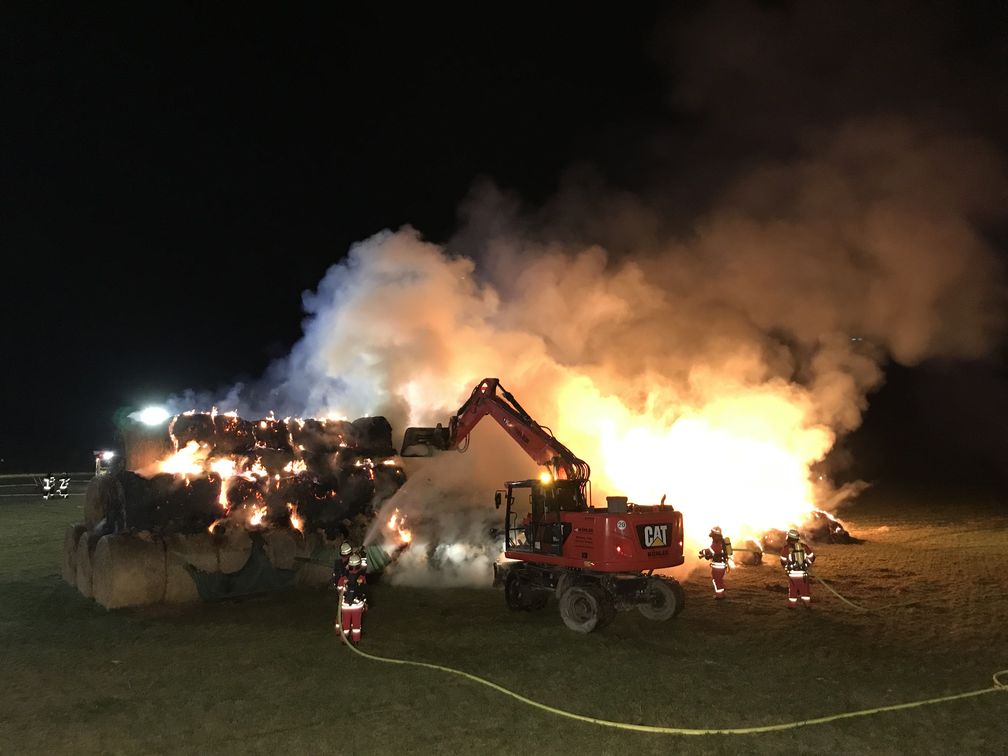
0, 484, 1005, 754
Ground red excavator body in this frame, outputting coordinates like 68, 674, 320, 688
401, 378, 686, 632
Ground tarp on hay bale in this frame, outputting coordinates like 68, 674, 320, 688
75, 531, 102, 598
218, 526, 253, 573
92, 534, 167, 609
62, 524, 87, 585
187, 533, 297, 600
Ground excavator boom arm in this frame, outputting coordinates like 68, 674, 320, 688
401, 378, 590, 483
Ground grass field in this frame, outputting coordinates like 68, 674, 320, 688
1, 486, 1006, 754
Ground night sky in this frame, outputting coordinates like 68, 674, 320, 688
2, 3, 1006, 484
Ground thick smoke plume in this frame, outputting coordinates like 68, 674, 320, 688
172, 3, 1007, 586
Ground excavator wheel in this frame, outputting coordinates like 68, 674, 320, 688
559, 585, 607, 633
637, 576, 685, 621
505, 571, 548, 611
554, 570, 576, 600
589, 584, 616, 629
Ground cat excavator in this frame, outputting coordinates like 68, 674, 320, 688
401, 378, 685, 633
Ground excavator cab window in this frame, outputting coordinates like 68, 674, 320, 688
504, 484, 533, 551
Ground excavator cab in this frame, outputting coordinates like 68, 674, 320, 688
500, 479, 581, 555
400, 424, 451, 457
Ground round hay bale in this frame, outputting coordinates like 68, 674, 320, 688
297, 532, 331, 587
263, 529, 298, 570
217, 526, 252, 574
92, 534, 167, 609
163, 533, 206, 604
733, 539, 764, 566
62, 524, 87, 585
164, 531, 218, 572
84, 475, 124, 529
75, 531, 102, 598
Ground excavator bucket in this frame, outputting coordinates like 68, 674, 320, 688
400, 425, 451, 457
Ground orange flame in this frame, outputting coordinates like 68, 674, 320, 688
287, 503, 304, 532
249, 505, 267, 527
386, 508, 412, 546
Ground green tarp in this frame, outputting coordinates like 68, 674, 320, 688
187, 532, 297, 600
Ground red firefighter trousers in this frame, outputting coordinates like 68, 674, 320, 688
340, 600, 366, 643
711, 563, 727, 597
787, 571, 811, 605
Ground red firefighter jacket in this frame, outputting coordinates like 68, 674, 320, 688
704, 538, 730, 564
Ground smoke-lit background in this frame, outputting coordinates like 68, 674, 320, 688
3, 2, 1006, 492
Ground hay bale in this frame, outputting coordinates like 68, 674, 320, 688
213, 414, 255, 454
733, 539, 764, 566
62, 524, 87, 585
253, 418, 291, 451
217, 526, 252, 573
84, 474, 124, 529
163, 533, 208, 603
297, 532, 331, 587
170, 412, 216, 448
92, 534, 167, 609
75, 531, 102, 598
263, 529, 298, 570
164, 531, 218, 572
350, 416, 394, 454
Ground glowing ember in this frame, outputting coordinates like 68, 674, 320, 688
207, 517, 226, 534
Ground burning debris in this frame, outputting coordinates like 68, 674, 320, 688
761, 509, 858, 554
66, 411, 412, 610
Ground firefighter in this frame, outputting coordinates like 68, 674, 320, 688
699, 526, 733, 599
337, 552, 368, 644
332, 541, 353, 587
779, 528, 816, 607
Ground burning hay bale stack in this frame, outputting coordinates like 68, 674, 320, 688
66, 411, 410, 609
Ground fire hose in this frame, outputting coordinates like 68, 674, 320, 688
727, 549, 927, 612
335, 623, 1006, 734
808, 570, 927, 612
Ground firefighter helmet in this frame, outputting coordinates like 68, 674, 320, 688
787, 528, 800, 541
348, 553, 362, 568
339, 542, 353, 557
709, 526, 723, 538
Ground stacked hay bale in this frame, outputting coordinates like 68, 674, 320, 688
75, 531, 102, 598
92, 534, 167, 609
67, 410, 406, 608
62, 524, 88, 585
164, 531, 214, 603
